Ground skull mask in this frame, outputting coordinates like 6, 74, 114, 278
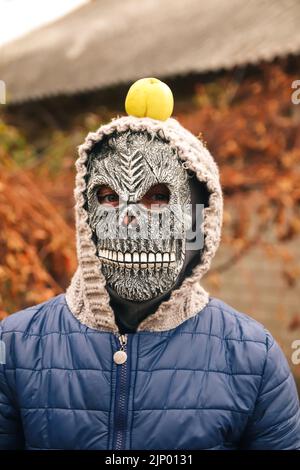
86, 130, 191, 301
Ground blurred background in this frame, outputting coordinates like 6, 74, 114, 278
0, 0, 300, 390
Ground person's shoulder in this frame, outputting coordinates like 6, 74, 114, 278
199, 297, 273, 348
190, 297, 279, 377
0, 294, 77, 337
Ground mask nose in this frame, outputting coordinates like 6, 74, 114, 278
122, 214, 136, 226
120, 203, 138, 227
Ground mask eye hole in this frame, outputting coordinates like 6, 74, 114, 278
97, 185, 119, 207
140, 184, 170, 209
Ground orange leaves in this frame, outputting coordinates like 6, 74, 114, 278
0, 167, 76, 315
282, 265, 300, 288
177, 62, 300, 254
289, 314, 300, 331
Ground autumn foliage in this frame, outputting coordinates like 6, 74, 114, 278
0, 164, 76, 319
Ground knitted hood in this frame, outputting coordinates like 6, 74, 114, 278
65, 115, 223, 333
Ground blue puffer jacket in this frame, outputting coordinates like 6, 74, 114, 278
0, 293, 299, 450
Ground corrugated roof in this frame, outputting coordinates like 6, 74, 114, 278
1, 0, 300, 103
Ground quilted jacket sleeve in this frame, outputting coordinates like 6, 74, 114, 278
0, 325, 25, 449
241, 332, 300, 450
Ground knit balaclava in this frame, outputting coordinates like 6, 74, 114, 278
66, 79, 223, 333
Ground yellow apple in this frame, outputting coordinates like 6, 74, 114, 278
125, 77, 174, 121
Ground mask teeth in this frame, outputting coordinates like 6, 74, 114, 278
140, 252, 147, 268
98, 249, 183, 269
156, 253, 162, 263
148, 253, 155, 263
124, 252, 132, 268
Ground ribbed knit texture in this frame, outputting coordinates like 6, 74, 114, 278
65, 116, 223, 332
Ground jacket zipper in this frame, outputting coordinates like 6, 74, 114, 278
112, 332, 130, 450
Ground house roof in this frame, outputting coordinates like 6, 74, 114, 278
1, 0, 300, 103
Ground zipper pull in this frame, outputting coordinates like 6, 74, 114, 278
113, 333, 128, 365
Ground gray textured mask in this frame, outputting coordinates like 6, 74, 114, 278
86, 130, 191, 301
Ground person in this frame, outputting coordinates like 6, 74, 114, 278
0, 81, 300, 450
